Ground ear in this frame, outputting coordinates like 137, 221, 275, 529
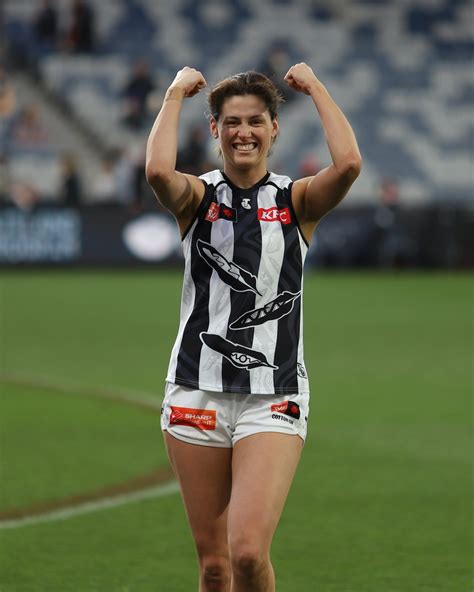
271, 117, 279, 140
210, 117, 218, 139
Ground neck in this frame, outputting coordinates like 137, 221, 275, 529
222, 163, 268, 189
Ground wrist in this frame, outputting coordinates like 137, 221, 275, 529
308, 80, 327, 97
165, 86, 186, 101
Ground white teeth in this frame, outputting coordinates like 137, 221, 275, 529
234, 143, 256, 152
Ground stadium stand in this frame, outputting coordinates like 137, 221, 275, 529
1, 0, 472, 204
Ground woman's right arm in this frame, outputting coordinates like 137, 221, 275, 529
145, 67, 207, 232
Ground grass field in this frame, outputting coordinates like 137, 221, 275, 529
0, 270, 472, 592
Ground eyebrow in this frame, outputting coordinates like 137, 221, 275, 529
222, 114, 266, 122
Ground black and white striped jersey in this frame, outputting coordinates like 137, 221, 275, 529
166, 169, 309, 395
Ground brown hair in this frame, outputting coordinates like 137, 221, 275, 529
208, 71, 284, 121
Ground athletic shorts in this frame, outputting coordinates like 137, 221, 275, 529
160, 381, 309, 448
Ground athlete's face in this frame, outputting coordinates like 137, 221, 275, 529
211, 94, 279, 172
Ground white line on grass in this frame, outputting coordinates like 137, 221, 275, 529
0, 481, 180, 530
0, 373, 179, 530
0, 372, 162, 410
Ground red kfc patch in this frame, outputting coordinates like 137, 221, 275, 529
258, 207, 291, 224
170, 406, 217, 430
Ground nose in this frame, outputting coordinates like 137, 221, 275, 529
236, 124, 252, 139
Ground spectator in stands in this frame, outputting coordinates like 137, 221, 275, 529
10, 181, 40, 211
121, 60, 156, 130
0, 155, 9, 202
260, 41, 296, 105
33, 0, 59, 51
131, 155, 148, 212
177, 125, 213, 176
113, 147, 134, 206
0, 66, 17, 159
92, 153, 117, 203
374, 177, 413, 267
127, 144, 159, 213
60, 152, 81, 207
13, 104, 49, 149
65, 0, 95, 53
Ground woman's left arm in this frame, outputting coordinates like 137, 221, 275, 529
284, 63, 362, 236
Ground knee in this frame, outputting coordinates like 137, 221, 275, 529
230, 545, 267, 579
200, 556, 231, 590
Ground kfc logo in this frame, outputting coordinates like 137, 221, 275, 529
170, 406, 217, 430
258, 207, 291, 224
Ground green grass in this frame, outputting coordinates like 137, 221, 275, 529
0, 384, 165, 510
0, 270, 472, 591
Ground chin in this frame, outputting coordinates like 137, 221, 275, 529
233, 153, 263, 167
232, 159, 257, 171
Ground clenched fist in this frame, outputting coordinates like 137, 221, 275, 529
168, 67, 207, 99
284, 63, 322, 95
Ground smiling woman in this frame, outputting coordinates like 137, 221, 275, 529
145, 63, 361, 592
208, 71, 282, 171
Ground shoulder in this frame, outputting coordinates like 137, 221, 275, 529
199, 169, 225, 188
265, 172, 293, 190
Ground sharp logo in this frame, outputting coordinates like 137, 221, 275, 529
170, 406, 217, 430
205, 202, 238, 223
258, 207, 292, 225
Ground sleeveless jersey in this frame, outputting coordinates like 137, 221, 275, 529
166, 169, 309, 395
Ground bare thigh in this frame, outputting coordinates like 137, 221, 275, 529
227, 433, 303, 554
164, 432, 233, 558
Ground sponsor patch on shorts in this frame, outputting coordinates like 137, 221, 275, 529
170, 406, 217, 430
271, 401, 301, 420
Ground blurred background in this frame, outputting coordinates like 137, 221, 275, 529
0, 0, 472, 269
0, 3, 472, 590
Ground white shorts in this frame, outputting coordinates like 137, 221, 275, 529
161, 381, 310, 448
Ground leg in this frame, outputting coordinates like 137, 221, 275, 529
164, 432, 233, 592
227, 433, 303, 592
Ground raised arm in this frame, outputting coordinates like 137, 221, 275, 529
145, 67, 207, 234
284, 63, 362, 240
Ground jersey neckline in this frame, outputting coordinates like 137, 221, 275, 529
220, 170, 271, 193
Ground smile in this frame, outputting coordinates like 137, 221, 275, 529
233, 143, 258, 152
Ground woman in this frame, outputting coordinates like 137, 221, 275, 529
146, 63, 361, 592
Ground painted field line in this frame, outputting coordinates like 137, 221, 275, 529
0, 373, 162, 412
1, 373, 179, 530
0, 481, 180, 530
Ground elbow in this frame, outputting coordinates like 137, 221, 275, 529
339, 155, 362, 182
145, 163, 173, 188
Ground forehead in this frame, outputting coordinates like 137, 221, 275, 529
220, 94, 270, 120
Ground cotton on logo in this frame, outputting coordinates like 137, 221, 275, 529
170, 406, 217, 430
258, 207, 291, 225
